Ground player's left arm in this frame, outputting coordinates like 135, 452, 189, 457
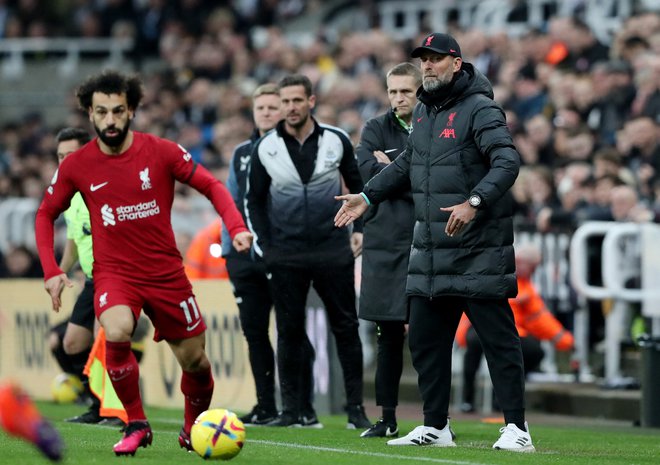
170, 144, 252, 252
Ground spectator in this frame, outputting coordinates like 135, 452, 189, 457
561, 16, 610, 73
588, 60, 636, 145
515, 114, 556, 167
621, 116, 660, 200
510, 62, 548, 122
3, 245, 42, 278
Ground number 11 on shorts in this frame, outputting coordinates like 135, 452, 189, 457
179, 297, 200, 324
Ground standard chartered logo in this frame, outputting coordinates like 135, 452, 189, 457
102, 204, 116, 226
101, 200, 160, 227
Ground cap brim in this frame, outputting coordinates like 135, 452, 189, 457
411, 46, 450, 58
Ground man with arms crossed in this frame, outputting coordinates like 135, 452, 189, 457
356, 63, 418, 438
35, 70, 252, 456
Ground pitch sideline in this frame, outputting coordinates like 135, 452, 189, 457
150, 419, 495, 465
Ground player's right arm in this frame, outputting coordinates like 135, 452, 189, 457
35, 160, 77, 311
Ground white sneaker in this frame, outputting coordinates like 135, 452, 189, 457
387, 425, 456, 447
492, 421, 535, 452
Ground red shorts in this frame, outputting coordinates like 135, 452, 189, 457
93, 272, 206, 342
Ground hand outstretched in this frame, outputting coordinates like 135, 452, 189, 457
334, 194, 368, 227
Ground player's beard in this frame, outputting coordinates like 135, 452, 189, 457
94, 120, 131, 148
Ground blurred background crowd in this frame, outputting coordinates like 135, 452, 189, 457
0, 0, 659, 362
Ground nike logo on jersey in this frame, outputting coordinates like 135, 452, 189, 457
186, 320, 202, 332
384, 149, 399, 153
90, 182, 108, 191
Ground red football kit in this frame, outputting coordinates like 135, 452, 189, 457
35, 132, 248, 340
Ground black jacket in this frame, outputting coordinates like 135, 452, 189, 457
246, 119, 363, 267
356, 110, 414, 321
221, 129, 260, 261
364, 63, 519, 299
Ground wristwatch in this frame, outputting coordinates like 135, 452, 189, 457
468, 194, 482, 208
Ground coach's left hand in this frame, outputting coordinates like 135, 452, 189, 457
441, 201, 477, 237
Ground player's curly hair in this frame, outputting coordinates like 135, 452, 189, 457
76, 69, 144, 111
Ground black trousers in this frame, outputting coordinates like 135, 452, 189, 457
409, 296, 525, 427
462, 327, 544, 406
227, 258, 278, 412
269, 262, 364, 414
373, 321, 406, 409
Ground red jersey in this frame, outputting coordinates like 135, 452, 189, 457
36, 132, 247, 282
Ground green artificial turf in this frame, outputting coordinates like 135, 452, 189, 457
0, 402, 657, 465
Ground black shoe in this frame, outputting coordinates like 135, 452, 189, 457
346, 404, 371, 429
360, 419, 399, 438
239, 405, 278, 426
265, 411, 301, 427
65, 409, 102, 424
298, 410, 323, 429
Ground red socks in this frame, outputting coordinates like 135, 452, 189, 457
181, 367, 214, 433
105, 340, 146, 422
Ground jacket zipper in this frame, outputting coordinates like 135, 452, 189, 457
426, 111, 435, 300
303, 184, 310, 248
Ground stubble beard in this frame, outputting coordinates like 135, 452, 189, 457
422, 76, 452, 94
286, 112, 308, 130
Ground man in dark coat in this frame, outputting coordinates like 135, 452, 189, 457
335, 33, 535, 452
356, 62, 419, 439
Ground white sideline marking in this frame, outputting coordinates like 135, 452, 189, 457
251, 440, 492, 465
150, 421, 492, 465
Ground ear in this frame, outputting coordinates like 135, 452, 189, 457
308, 94, 316, 110
87, 107, 94, 122
453, 57, 463, 72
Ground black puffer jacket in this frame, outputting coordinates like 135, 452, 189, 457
363, 63, 519, 299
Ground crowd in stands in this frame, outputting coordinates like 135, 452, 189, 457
0, 2, 659, 350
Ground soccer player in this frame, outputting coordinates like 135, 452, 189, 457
35, 70, 252, 456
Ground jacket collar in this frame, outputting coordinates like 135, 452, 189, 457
416, 62, 492, 110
